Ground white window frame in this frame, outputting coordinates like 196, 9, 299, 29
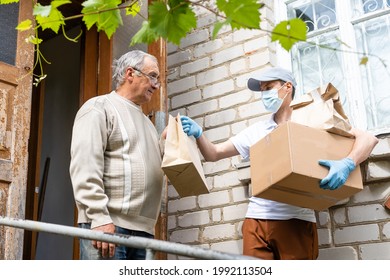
274, 0, 390, 135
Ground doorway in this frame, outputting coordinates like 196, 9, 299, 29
25, 26, 82, 259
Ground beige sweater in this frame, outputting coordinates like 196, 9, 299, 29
69, 91, 164, 235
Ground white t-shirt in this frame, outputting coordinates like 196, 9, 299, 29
230, 116, 316, 222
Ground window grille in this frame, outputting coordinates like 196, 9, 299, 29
285, 0, 390, 133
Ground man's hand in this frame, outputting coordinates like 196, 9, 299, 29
91, 223, 116, 258
161, 125, 168, 139
318, 158, 356, 190
180, 116, 202, 139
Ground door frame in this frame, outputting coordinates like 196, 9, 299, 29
0, 0, 34, 260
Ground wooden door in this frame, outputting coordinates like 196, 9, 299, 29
0, 1, 35, 259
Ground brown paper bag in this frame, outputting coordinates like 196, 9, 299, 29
290, 83, 353, 138
161, 114, 210, 197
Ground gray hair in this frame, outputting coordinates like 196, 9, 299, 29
112, 50, 158, 89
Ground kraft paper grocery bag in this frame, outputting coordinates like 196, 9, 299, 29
161, 114, 210, 197
290, 83, 353, 138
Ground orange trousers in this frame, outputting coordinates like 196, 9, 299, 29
242, 218, 319, 260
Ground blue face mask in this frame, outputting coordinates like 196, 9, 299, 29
261, 83, 287, 113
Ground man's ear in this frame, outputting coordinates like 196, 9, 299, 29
286, 81, 294, 94
126, 67, 136, 83
126, 67, 134, 77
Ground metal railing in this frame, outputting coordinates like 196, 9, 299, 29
0, 216, 256, 260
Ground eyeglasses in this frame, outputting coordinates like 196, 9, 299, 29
133, 67, 161, 87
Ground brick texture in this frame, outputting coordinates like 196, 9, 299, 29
359, 242, 390, 260
318, 247, 358, 260
334, 224, 380, 244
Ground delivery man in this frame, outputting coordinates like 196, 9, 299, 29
179, 67, 378, 259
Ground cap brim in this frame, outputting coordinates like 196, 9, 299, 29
247, 78, 261, 91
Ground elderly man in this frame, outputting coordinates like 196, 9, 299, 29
70, 50, 164, 260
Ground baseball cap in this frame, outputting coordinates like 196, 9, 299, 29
247, 67, 297, 91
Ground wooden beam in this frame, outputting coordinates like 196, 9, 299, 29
97, 32, 113, 95
143, 38, 167, 124
146, 36, 168, 260
79, 26, 99, 105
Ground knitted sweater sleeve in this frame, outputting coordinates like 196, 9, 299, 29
69, 104, 113, 228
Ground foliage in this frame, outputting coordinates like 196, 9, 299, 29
0, 0, 19, 3
271, 19, 307, 51
81, 0, 123, 39
6, 0, 309, 85
146, 1, 197, 45
33, 1, 71, 34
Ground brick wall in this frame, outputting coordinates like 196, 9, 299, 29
165, 5, 390, 260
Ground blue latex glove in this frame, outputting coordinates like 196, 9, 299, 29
180, 116, 202, 139
318, 158, 356, 190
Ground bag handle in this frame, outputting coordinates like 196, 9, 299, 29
321, 83, 349, 120
290, 93, 313, 109
321, 83, 338, 101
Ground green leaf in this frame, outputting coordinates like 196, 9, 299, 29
212, 20, 229, 39
0, 0, 19, 4
126, 1, 141, 17
271, 18, 307, 51
148, 0, 197, 45
26, 35, 43, 45
16, 19, 33, 31
33, 3, 52, 17
82, 0, 123, 39
360, 56, 369, 65
131, 21, 159, 46
216, 0, 261, 30
35, 11, 64, 34
50, 0, 72, 9
34, 1, 71, 34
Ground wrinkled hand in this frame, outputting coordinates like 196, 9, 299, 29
92, 223, 116, 258
180, 116, 202, 139
161, 125, 168, 140
318, 158, 356, 190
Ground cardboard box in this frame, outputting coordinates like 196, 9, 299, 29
249, 121, 363, 210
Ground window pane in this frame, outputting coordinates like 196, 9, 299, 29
112, 2, 148, 61
287, 0, 337, 33
355, 14, 390, 130
292, 32, 350, 114
362, 0, 384, 12
0, 3, 19, 65
351, 0, 390, 18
